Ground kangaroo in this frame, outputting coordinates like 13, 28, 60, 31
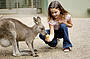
0, 16, 46, 57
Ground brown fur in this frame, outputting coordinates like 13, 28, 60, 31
0, 17, 46, 57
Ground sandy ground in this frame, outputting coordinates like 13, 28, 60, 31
0, 14, 90, 59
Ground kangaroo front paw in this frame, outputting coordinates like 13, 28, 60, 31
31, 54, 39, 57
13, 53, 21, 57
20, 52, 29, 56
34, 49, 38, 52
33, 54, 39, 57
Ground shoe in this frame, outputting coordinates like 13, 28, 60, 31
63, 47, 71, 52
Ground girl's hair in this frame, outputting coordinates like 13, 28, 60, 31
48, 1, 68, 21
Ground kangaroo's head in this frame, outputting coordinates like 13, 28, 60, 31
33, 16, 46, 35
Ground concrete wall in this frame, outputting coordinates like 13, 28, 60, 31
1, 0, 90, 18
48, 0, 90, 18
41, 0, 48, 15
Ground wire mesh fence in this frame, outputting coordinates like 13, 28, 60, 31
0, 0, 41, 9
0, 0, 42, 14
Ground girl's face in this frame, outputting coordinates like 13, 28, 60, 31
50, 8, 60, 19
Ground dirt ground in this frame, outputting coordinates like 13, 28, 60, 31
0, 14, 90, 59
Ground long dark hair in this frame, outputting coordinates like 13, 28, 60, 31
48, 1, 68, 21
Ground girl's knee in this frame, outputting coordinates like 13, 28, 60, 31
60, 24, 67, 30
39, 33, 45, 40
60, 24, 66, 28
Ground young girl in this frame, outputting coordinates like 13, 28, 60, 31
39, 1, 72, 52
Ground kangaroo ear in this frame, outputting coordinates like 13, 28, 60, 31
33, 17, 36, 21
33, 17, 38, 25
37, 16, 41, 20
37, 16, 41, 23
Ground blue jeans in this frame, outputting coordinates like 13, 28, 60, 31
39, 24, 72, 48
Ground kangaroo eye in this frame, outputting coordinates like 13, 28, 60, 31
41, 28, 44, 30
55, 12, 57, 13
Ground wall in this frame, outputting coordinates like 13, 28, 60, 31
48, 0, 90, 18
41, 0, 48, 15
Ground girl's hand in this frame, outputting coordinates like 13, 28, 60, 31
59, 20, 65, 24
45, 34, 53, 42
63, 21, 67, 24
45, 35, 51, 42
59, 20, 73, 27
58, 21, 63, 24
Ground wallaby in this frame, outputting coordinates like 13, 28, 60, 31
0, 16, 46, 57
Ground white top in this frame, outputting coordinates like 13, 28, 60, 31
48, 14, 71, 30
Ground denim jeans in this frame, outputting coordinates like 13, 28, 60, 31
39, 23, 72, 48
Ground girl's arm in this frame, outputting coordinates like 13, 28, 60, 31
45, 24, 54, 42
59, 14, 73, 28
63, 19, 73, 28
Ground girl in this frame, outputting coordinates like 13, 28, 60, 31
39, 1, 72, 52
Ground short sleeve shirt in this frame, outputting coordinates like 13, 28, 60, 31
48, 14, 71, 30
